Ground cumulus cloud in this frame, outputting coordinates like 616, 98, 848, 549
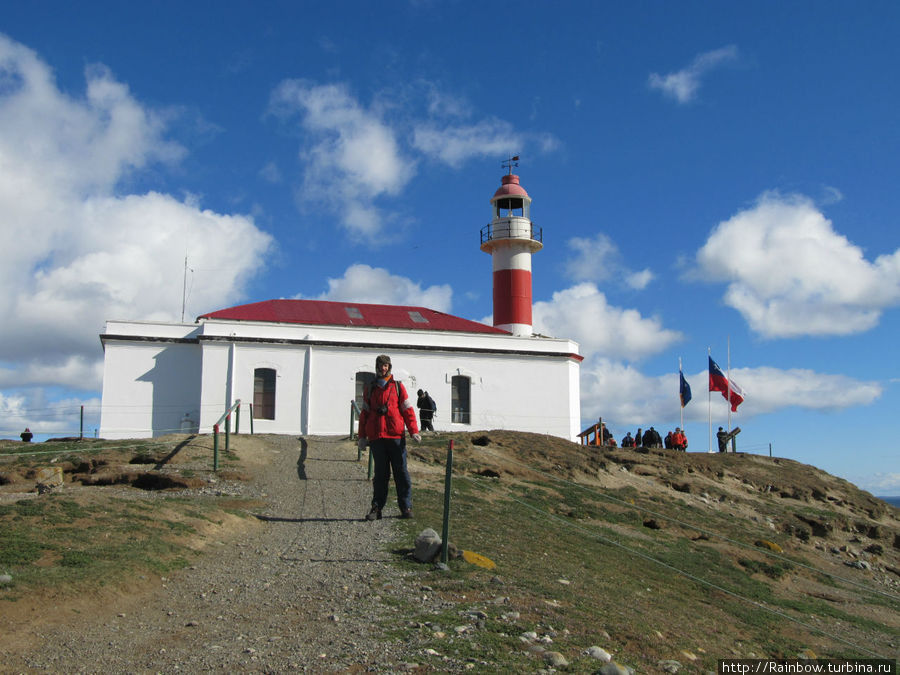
694, 193, 900, 338
532, 283, 682, 360
268, 78, 558, 235
649, 45, 738, 104
269, 80, 415, 239
580, 358, 675, 426
0, 355, 102, 390
0, 34, 272, 397
579, 362, 881, 430
717, 366, 881, 414
311, 264, 453, 312
0, 390, 101, 437
565, 233, 655, 289
859, 473, 900, 495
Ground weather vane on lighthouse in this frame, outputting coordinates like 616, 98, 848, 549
502, 154, 520, 175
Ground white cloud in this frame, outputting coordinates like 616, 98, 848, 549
532, 283, 682, 360
580, 358, 674, 427
0, 390, 102, 438
857, 473, 900, 495
649, 45, 738, 104
0, 355, 102, 390
626, 269, 654, 291
565, 233, 655, 289
413, 118, 524, 168
579, 362, 881, 431
695, 193, 900, 338
0, 35, 272, 405
413, 118, 559, 168
721, 366, 881, 414
268, 78, 558, 236
269, 80, 415, 238
312, 264, 453, 312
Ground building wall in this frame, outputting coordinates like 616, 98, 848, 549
228, 343, 309, 435
198, 341, 231, 432
100, 319, 581, 441
99, 337, 202, 439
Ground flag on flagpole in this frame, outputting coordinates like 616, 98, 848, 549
709, 356, 744, 412
679, 369, 692, 407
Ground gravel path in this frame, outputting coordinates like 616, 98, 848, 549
11, 435, 431, 674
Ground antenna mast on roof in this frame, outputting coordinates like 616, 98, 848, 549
502, 154, 520, 175
181, 255, 193, 323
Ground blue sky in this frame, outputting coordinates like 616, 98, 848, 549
1, 2, 898, 494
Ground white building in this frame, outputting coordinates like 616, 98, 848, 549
98, 169, 582, 440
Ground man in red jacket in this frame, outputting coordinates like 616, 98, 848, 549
358, 354, 421, 521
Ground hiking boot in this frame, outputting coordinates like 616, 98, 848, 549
400, 508, 413, 519
365, 505, 382, 521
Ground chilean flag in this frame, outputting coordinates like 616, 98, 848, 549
709, 356, 744, 412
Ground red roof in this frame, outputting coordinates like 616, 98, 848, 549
198, 299, 509, 334
492, 174, 529, 200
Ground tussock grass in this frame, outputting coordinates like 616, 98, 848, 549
395, 436, 900, 671
0, 438, 252, 602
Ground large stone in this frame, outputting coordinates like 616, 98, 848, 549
35, 466, 64, 487
544, 651, 568, 667
413, 528, 442, 563
587, 646, 612, 662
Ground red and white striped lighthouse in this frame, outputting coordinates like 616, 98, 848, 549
480, 161, 543, 336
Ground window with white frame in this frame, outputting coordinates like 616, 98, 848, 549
355, 371, 376, 408
451, 375, 471, 424
253, 368, 276, 420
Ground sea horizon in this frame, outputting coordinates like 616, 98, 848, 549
877, 496, 900, 508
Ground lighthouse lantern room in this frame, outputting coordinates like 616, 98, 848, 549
480, 158, 543, 336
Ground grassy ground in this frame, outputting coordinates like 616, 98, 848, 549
1, 432, 897, 673
395, 432, 900, 672
0, 437, 257, 602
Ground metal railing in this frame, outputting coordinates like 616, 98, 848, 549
212, 399, 242, 471
480, 221, 542, 245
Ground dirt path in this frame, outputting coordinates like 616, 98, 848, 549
5, 435, 425, 673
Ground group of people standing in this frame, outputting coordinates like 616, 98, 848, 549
613, 426, 688, 451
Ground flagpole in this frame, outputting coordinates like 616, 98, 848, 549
679, 357, 684, 432
727, 336, 732, 433
707, 346, 712, 454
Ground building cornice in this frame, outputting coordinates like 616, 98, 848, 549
99, 332, 583, 362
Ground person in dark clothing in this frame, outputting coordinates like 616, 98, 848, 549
20, 428, 33, 443
717, 427, 729, 453
416, 389, 436, 432
634, 428, 643, 447
644, 427, 661, 448
621, 432, 634, 447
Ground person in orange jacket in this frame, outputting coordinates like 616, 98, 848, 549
672, 428, 688, 451
358, 354, 420, 521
